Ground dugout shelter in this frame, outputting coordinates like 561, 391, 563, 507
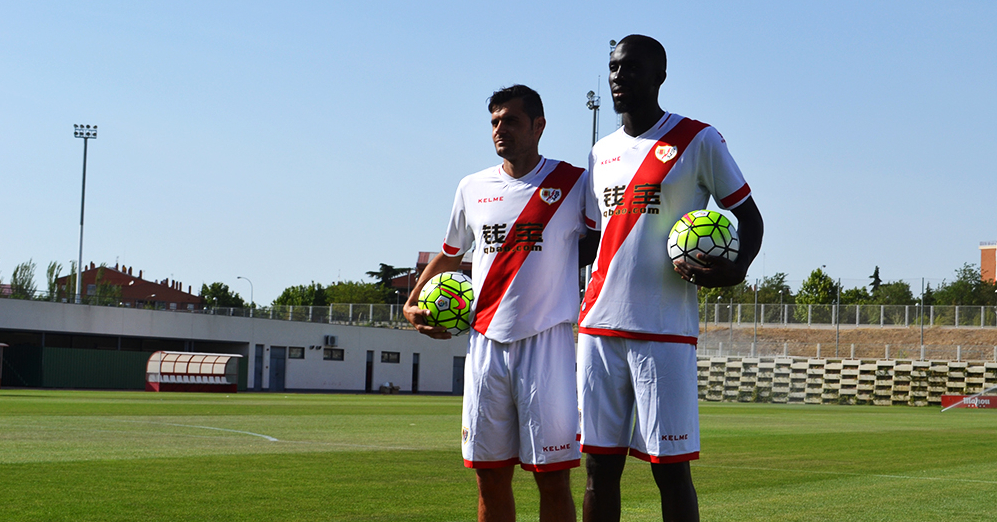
146, 351, 242, 393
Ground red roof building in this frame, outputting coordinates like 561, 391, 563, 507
55, 263, 204, 310
387, 252, 474, 302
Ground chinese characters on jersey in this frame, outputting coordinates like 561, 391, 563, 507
602, 183, 662, 217
480, 222, 544, 254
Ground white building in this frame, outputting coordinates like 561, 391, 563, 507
0, 299, 468, 394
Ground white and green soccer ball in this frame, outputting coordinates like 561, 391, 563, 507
667, 209, 739, 267
417, 271, 475, 335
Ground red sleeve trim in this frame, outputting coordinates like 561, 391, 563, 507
579, 444, 630, 455
442, 243, 461, 256
628, 448, 700, 464
578, 327, 697, 346
463, 457, 520, 469
521, 459, 581, 472
585, 216, 598, 229
719, 183, 751, 209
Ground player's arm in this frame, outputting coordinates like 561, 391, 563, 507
579, 229, 601, 268
403, 252, 465, 339
674, 197, 763, 288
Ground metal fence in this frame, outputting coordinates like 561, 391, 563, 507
697, 340, 997, 362
702, 303, 997, 328
214, 303, 411, 327
4, 292, 996, 361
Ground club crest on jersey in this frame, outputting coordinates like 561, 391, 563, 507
655, 144, 678, 163
539, 188, 562, 205
462, 426, 470, 444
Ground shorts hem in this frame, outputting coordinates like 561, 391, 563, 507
464, 457, 521, 469
579, 444, 630, 455
628, 449, 700, 464
521, 459, 580, 472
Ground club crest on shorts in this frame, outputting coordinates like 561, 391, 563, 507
539, 188, 562, 205
462, 426, 470, 444
655, 144, 678, 163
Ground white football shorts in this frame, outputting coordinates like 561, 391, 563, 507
577, 334, 700, 463
461, 322, 581, 472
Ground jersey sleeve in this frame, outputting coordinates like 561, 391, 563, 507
441, 180, 473, 257
584, 154, 601, 231
699, 126, 751, 210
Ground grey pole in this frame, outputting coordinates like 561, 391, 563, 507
237, 276, 254, 317
73, 124, 97, 304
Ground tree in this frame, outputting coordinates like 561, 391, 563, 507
757, 273, 793, 305
272, 282, 327, 307
873, 281, 915, 305
794, 267, 839, 322
89, 264, 122, 305
200, 282, 246, 308
365, 263, 408, 287
796, 268, 839, 305
326, 281, 392, 304
933, 263, 997, 306
10, 259, 38, 299
840, 286, 870, 305
46, 261, 62, 301
869, 266, 882, 294
697, 280, 751, 306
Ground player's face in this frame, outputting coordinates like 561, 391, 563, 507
609, 41, 665, 114
490, 98, 544, 161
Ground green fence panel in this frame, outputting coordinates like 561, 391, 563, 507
42, 347, 148, 390
1, 344, 44, 387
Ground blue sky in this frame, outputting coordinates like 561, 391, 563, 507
2, 1, 995, 305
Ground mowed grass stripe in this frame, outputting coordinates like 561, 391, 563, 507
1, 390, 995, 521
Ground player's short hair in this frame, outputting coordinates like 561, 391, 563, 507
488, 85, 544, 121
618, 34, 667, 74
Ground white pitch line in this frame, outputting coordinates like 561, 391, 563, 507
694, 464, 997, 485
116, 420, 279, 441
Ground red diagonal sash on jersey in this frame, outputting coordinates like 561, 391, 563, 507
473, 162, 585, 335
579, 117, 708, 324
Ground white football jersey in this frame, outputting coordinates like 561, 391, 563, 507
443, 157, 594, 344
579, 113, 751, 342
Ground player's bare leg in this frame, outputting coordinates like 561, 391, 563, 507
651, 461, 699, 522
583, 453, 627, 522
476, 466, 516, 522
533, 468, 575, 522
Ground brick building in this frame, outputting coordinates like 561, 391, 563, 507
982, 241, 997, 283
56, 263, 204, 310
387, 252, 474, 302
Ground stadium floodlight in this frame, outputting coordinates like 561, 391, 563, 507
586, 90, 600, 146
73, 124, 98, 304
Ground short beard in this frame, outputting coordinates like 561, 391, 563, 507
612, 98, 631, 114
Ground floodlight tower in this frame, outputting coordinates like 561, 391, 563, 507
73, 124, 97, 304
586, 90, 600, 146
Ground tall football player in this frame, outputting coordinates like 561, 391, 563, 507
577, 35, 764, 522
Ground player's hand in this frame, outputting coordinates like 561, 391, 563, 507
403, 303, 453, 340
673, 254, 747, 288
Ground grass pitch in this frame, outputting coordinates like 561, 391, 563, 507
0, 390, 994, 521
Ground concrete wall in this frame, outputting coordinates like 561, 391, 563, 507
0, 299, 467, 393
697, 356, 997, 406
